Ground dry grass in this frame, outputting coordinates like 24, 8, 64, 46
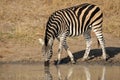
0, 0, 120, 45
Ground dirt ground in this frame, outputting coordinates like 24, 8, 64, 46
0, 33, 120, 66
0, 0, 120, 66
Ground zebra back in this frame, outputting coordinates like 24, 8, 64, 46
44, 3, 103, 46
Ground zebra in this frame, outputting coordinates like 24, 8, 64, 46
44, 66, 53, 80
39, 3, 107, 66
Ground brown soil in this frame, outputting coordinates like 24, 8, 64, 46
0, 33, 120, 66
0, 0, 120, 66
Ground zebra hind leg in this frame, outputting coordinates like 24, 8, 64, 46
93, 25, 107, 60
82, 31, 92, 61
94, 31, 107, 60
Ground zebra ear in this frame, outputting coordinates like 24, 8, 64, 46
39, 38, 44, 45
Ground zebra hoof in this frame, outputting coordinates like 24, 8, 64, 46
81, 58, 86, 61
54, 60, 61, 65
71, 60, 76, 64
82, 58, 89, 61
44, 61, 50, 66
102, 55, 109, 61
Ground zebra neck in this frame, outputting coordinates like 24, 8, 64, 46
44, 35, 54, 46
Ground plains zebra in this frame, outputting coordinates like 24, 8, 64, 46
39, 3, 107, 66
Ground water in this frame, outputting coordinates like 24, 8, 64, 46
0, 64, 120, 80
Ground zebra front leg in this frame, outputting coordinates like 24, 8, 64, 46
57, 43, 63, 65
57, 33, 75, 64
82, 32, 92, 61
63, 42, 76, 64
56, 36, 65, 65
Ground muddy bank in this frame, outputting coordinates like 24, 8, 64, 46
0, 34, 120, 66
0, 58, 120, 66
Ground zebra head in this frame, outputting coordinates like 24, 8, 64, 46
39, 38, 53, 66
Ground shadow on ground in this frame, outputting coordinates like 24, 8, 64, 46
56, 47, 120, 64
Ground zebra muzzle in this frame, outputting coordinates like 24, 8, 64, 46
44, 60, 50, 66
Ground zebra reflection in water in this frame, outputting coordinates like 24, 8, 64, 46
56, 65, 74, 80
44, 66, 52, 80
84, 66, 106, 80
44, 65, 106, 80
44, 65, 73, 80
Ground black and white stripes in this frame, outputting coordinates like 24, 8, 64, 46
39, 3, 107, 65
